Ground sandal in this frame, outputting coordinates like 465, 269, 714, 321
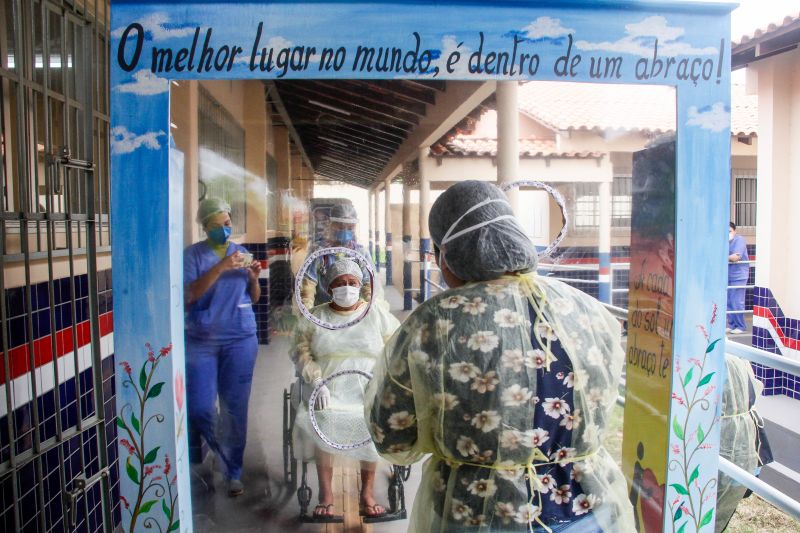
313, 503, 335, 518
359, 503, 386, 518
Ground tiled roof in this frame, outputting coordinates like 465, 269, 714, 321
731, 84, 757, 136
439, 137, 603, 158
733, 13, 800, 47
518, 81, 676, 134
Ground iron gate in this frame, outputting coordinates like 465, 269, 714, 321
0, 0, 117, 531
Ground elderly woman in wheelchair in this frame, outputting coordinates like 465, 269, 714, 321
287, 258, 400, 521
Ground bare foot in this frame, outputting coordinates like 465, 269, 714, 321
313, 503, 335, 518
359, 493, 386, 517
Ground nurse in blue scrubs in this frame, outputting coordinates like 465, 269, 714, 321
184, 197, 261, 497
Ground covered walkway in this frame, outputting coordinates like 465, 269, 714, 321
189, 286, 421, 532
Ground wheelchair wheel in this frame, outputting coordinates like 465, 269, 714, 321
283, 388, 298, 488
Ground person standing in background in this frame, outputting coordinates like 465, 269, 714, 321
727, 222, 750, 334
184, 197, 261, 497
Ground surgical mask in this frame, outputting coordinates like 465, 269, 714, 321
208, 226, 232, 244
331, 286, 360, 307
334, 229, 354, 244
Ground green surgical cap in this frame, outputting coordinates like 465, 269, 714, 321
197, 197, 231, 225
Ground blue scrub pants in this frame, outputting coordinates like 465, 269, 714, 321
186, 334, 258, 480
727, 285, 747, 330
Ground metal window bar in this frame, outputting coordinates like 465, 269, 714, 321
0, 0, 114, 531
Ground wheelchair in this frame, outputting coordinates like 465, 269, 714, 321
283, 376, 411, 523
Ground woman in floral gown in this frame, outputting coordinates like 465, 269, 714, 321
365, 181, 634, 532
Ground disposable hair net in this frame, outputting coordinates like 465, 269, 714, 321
365, 273, 635, 532
329, 202, 359, 224
321, 258, 363, 292
715, 354, 768, 532
290, 301, 400, 463
196, 197, 231, 226
429, 180, 537, 282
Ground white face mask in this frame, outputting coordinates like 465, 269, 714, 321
331, 285, 360, 307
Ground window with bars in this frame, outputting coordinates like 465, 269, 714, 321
732, 168, 756, 227
573, 182, 599, 228
198, 86, 247, 236
612, 174, 632, 227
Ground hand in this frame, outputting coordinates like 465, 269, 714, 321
218, 251, 245, 272
312, 378, 331, 410
247, 260, 262, 281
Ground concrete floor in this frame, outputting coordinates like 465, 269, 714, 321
189, 285, 422, 532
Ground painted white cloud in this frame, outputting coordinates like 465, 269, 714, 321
431, 35, 472, 76
116, 70, 169, 95
111, 126, 165, 155
111, 12, 197, 41
522, 17, 574, 39
576, 16, 718, 57
686, 102, 730, 132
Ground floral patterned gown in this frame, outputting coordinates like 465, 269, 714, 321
364, 275, 634, 533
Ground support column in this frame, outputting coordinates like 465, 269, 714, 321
368, 189, 375, 264
374, 184, 382, 272
384, 177, 393, 286
402, 178, 413, 310
599, 180, 612, 304
418, 149, 432, 302
497, 81, 520, 215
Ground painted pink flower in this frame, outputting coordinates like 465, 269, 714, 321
688, 358, 702, 368
681, 506, 691, 515
160, 343, 173, 357
711, 303, 718, 325
675, 359, 681, 373
672, 497, 680, 507
704, 385, 717, 397
671, 393, 685, 406
672, 444, 680, 455
151, 476, 162, 483
164, 454, 172, 476
119, 362, 132, 376
697, 325, 709, 341
148, 354, 156, 363
144, 465, 157, 476
174, 372, 185, 412
699, 443, 713, 449
120, 496, 130, 509
120, 439, 135, 454
171, 475, 177, 485
145, 342, 154, 359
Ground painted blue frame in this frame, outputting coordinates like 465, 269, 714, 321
109, 1, 734, 531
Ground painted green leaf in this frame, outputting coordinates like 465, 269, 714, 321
162, 499, 171, 519
700, 509, 715, 528
706, 338, 722, 354
146, 382, 165, 400
689, 465, 700, 485
674, 506, 683, 521
126, 457, 139, 484
131, 413, 140, 435
673, 418, 685, 440
683, 367, 694, 387
670, 483, 689, 496
677, 523, 687, 533
115, 416, 126, 430
169, 519, 180, 531
139, 500, 158, 514
698, 372, 715, 388
139, 364, 148, 390
144, 446, 160, 465
698, 425, 705, 444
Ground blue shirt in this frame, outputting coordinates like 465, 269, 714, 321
184, 241, 257, 343
728, 235, 749, 282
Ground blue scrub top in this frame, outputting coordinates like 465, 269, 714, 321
728, 234, 749, 282
184, 241, 257, 343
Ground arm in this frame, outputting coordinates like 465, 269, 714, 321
300, 277, 317, 311
185, 251, 242, 305
364, 318, 427, 465
289, 322, 322, 384
247, 261, 262, 302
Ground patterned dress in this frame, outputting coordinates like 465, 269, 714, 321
365, 275, 632, 533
